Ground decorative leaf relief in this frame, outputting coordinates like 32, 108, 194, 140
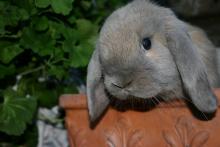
190, 131, 209, 147
68, 126, 88, 147
127, 130, 145, 147
163, 116, 210, 147
162, 130, 178, 147
104, 116, 145, 147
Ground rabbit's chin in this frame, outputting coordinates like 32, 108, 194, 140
106, 90, 157, 101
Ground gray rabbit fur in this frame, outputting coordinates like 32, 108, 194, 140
87, 0, 220, 122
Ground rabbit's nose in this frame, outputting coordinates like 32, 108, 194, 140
111, 80, 132, 89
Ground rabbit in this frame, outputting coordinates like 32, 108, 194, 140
87, 0, 220, 122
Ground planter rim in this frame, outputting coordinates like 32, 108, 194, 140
59, 88, 220, 109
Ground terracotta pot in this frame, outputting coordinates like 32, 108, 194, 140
59, 89, 220, 147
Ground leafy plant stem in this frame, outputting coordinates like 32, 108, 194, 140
18, 65, 45, 77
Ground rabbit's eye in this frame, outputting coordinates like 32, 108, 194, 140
142, 38, 151, 50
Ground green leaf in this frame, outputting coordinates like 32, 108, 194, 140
62, 86, 78, 94
17, 78, 32, 96
13, 0, 37, 14
53, 47, 64, 60
19, 8, 29, 20
48, 65, 66, 80
32, 16, 49, 31
0, 64, 15, 79
75, 19, 98, 40
62, 27, 78, 41
1, 5, 29, 26
51, 0, 74, 15
23, 124, 38, 146
81, 1, 92, 10
69, 42, 93, 67
62, 29, 77, 52
35, 0, 50, 8
0, 41, 23, 64
0, 90, 37, 135
32, 84, 59, 108
20, 28, 55, 56
48, 20, 65, 39
0, 16, 5, 34
67, 15, 76, 24
48, 21, 67, 39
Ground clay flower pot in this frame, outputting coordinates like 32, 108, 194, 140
59, 89, 220, 147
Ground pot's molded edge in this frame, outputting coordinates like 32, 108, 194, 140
59, 88, 220, 109
59, 94, 87, 109
60, 88, 220, 147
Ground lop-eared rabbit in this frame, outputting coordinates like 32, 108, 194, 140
87, 0, 220, 122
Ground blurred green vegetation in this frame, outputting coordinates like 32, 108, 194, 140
0, 0, 127, 146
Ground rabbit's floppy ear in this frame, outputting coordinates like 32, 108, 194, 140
87, 49, 110, 122
165, 17, 218, 113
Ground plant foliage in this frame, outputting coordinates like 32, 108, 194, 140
0, 0, 127, 145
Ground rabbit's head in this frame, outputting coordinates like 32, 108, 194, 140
87, 0, 218, 122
